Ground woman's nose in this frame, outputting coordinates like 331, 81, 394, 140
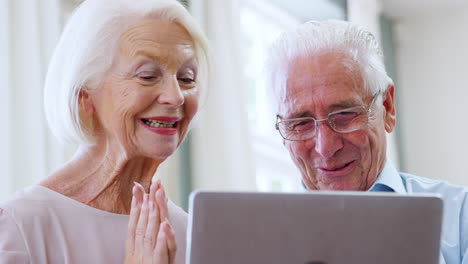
157, 76, 184, 107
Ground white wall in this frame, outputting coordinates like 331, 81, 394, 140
0, 0, 65, 200
394, 8, 468, 186
0, 0, 13, 199
348, 0, 382, 40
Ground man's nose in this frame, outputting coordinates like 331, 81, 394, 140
157, 76, 184, 107
314, 121, 344, 159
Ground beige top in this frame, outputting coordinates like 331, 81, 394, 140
0, 185, 187, 264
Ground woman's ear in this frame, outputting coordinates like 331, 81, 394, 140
78, 89, 97, 136
383, 84, 397, 133
79, 89, 95, 117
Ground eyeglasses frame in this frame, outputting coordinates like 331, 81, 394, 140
275, 92, 381, 141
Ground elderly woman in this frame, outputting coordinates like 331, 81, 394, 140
0, 0, 209, 263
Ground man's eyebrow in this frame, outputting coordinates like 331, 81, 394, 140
279, 110, 314, 120
278, 101, 363, 120
329, 101, 360, 110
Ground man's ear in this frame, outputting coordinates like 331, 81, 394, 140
382, 84, 396, 133
79, 89, 95, 117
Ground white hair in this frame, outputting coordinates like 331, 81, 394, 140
265, 20, 393, 108
44, 0, 210, 145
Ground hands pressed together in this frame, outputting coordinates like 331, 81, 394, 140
124, 180, 177, 264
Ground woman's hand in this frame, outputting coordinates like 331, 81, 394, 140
124, 180, 177, 264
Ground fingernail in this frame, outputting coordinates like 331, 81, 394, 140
164, 219, 174, 233
133, 181, 145, 194
131, 194, 136, 208
150, 180, 156, 193
156, 178, 161, 188
149, 200, 154, 212
143, 193, 148, 204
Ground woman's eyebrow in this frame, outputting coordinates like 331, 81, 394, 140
131, 50, 162, 63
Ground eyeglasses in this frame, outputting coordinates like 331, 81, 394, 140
276, 92, 380, 141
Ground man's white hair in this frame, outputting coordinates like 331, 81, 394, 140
265, 20, 393, 108
44, 0, 210, 145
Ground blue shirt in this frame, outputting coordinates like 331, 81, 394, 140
369, 160, 468, 264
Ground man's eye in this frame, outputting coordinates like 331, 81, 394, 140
331, 111, 360, 123
289, 120, 314, 131
336, 111, 358, 118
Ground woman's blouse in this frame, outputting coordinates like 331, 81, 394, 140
0, 185, 187, 264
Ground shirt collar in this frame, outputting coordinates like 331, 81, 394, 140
369, 160, 407, 194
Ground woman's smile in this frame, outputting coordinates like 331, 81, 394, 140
140, 116, 181, 135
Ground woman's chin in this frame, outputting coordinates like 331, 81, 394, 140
144, 147, 177, 161
132, 137, 179, 159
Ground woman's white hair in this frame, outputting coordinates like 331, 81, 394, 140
44, 0, 210, 145
265, 20, 393, 107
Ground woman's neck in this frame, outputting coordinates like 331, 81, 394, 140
40, 144, 161, 214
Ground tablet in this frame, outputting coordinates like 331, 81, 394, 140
187, 191, 442, 264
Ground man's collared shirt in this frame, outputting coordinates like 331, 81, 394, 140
370, 160, 468, 264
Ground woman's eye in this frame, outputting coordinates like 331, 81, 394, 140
136, 72, 156, 81
179, 77, 195, 84
177, 66, 196, 85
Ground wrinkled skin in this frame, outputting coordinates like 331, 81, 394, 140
41, 18, 200, 264
277, 53, 396, 191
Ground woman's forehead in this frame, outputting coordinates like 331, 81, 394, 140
117, 18, 195, 63
121, 18, 193, 44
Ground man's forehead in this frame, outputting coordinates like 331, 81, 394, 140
286, 71, 355, 90
275, 52, 367, 113
278, 90, 368, 119
281, 66, 362, 100
287, 53, 360, 82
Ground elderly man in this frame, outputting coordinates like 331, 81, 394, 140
267, 20, 468, 264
